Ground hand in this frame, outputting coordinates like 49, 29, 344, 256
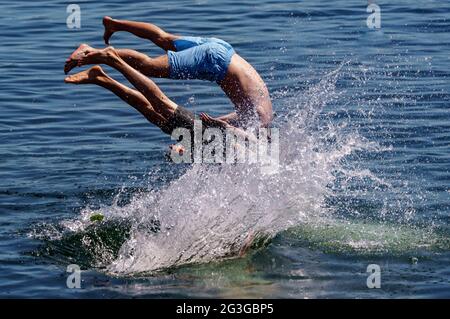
200, 112, 229, 129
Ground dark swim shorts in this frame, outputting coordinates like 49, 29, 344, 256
160, 106, 196, 136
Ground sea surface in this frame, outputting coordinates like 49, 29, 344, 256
0, 0, 449, 298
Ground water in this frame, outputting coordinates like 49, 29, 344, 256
1, 0, 449, 298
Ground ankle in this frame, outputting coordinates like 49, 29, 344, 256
110, 19, 124, 31
106, 53, 122, 67
95, 75, 108, 85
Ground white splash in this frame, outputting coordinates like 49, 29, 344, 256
97, 67, 374, 274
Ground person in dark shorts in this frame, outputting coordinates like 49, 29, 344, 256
64, 59, 200, 138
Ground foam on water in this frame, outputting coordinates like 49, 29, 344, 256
93, 66, 374, 274
30, 65, 447, 274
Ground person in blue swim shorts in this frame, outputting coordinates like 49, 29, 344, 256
64, 17, 273, 135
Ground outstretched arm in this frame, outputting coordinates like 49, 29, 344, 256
216, 112, 238, 125
200, 113, 258, 143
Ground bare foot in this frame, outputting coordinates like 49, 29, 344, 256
103, 16, 116, 45
64, 43, 95, 74
78, 46, 120, 68
64, 65, 106, 85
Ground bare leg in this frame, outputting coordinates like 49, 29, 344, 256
103, 16, 180, 51
78, 46, 177, 120
115, 49, 170, 78
65, 45, 170, 77
64, 66, 169, 130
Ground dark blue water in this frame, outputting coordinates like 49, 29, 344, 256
1, 0, 449, 298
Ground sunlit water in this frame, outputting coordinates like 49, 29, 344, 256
0, 0, 449, 298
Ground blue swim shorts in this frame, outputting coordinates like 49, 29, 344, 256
168, 36, 235, 83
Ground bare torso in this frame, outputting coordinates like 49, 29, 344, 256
219, 54, 273, 127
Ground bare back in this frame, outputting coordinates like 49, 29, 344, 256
219, 54, 273, 127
